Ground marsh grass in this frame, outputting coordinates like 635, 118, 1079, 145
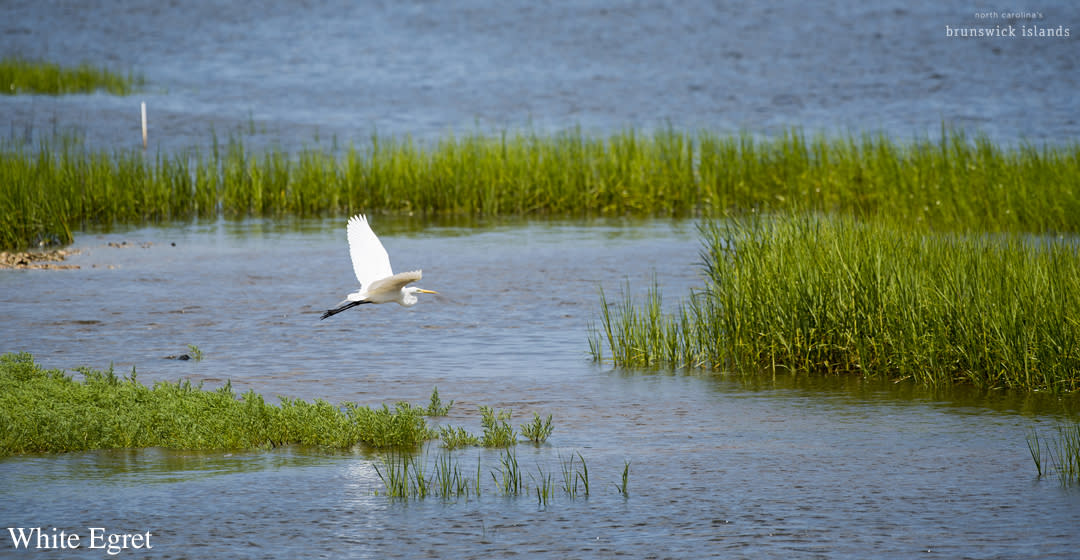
1027, 424, 1080, 485
3, 128, 1078, 250
1027, 428, 1044, 478
438, 425, 480, 450
479, 406, 517, 448
531, 463, 554, 507
372, 447, 613, 502
592, 214, 1080, 392
433, 451, 472, 499
424, 386, 453, 416
186, 344, 203, 362
373, 452, 413, 498
520, 413, 554, 444
0, 57, 144, 96
0, 352, 431, 455
616, 460, 631, 497
493, 448, 524, 495
559, 451, 590, 499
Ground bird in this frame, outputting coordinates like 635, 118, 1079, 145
320, 214, 438, 320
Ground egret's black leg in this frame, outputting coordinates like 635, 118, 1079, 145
320, 300, 371, 320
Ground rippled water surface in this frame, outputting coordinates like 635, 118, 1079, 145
2, 0, 1079, 557
2, 0, 1078, 150
2, 220, 1079, 558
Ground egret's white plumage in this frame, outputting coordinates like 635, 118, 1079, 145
321, 214, 437, 319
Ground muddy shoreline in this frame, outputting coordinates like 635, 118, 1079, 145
0, 249, 80, 269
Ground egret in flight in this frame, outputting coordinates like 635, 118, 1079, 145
320, 214, 438, 320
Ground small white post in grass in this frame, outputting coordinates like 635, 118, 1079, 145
141, 101, 147, 150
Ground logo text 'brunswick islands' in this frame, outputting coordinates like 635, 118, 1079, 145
946, 11, 1070, 38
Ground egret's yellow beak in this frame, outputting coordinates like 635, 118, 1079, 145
416, 289, 439, 295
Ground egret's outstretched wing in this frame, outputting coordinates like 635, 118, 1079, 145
364, 270, 423, 301
346, 214, 393, 288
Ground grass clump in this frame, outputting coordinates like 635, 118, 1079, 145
592, 213, 1080, 392
1027, 424, 1080, 485
0, 56, 144, 95
0, 352, 432, 455
372, 447, 613, 503
479, 406, 517, 447
424, 386, 453, 416
559, 451, 590, 498
437, 426, 480, 450
3, 128, 1079, 251
520, 412, 554, 444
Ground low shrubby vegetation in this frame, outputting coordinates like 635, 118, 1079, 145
0, 353, 553, 456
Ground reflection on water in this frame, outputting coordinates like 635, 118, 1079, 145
2, 219, 1079, 558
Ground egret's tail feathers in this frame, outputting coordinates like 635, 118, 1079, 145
320, 300, 370, 320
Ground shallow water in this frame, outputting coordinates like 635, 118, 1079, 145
2, 0, 1079, 152
2, 219, 1079, 558
2, 0, 1079, 556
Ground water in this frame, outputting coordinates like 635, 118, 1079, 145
2, 0, 1078, 152
2, 0, 1079, 557
2, 220, 1079, 558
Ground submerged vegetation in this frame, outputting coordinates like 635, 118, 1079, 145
2, 128, 1078, 250
592, 214, 1080, 392
0, 353, 553, 456
373, 447, 601, 504
0, 56, 144, 96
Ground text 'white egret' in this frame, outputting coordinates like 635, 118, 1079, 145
321, 214, 438, 320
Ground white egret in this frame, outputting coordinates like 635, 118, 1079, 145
320, 214, 438, 320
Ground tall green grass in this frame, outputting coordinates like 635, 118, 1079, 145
0, 352, 432, 455
1, 57, 144, 95
3, 128, 1078, 250
592, 214, 1080, 392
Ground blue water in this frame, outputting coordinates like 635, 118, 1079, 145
2, 0, 1079, 557
2, 220, 1079, 558
2, 0, 1078, 152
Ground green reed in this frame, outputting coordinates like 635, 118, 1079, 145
616, 460, 631, 497
493, 448, 524, 495
0, 352, 432, 455
531, 463, 554, 507
1027, 428, 1044, 477
1027, 424, 1080, 485
592, 213, 1080, 392
0, 57, 144, 96
3, 128, 1078, 250
558, 451, 590, 499
372, 447, 616, 502
433, 451, 472, 499
373, 452, 413, 498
